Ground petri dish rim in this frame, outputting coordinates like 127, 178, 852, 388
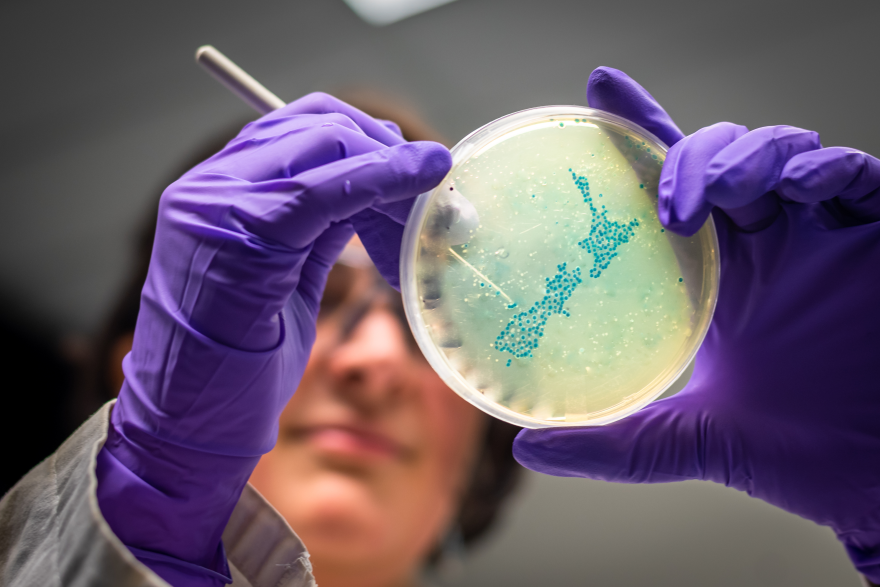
400, 105, 719, 429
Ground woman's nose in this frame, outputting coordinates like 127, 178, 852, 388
326, 308, 413, 413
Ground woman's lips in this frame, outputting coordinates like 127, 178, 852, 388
299, 425, 412, 462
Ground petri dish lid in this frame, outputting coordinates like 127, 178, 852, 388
400, 106, 719, 429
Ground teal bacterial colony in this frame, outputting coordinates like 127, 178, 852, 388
494, 172, 640, 361
573, 173, 639, 277
495, 263, 583, 363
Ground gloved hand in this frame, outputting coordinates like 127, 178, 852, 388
95, 93, 450, 586
514, 67, 880, 582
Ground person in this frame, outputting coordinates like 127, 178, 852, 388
248, 252, 523, 587
1, 67, 879, 587
84, 103, 523, 587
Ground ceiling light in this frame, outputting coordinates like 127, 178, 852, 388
342, 0, 459, 26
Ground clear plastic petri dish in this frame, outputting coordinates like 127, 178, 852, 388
400, 106, 719, 428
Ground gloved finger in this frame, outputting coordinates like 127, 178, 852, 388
228, 111, 367, 145
695, 125, 821, 232
235, 141, 450, 251
371, 197, 415, 225
586, 66, 685, 148
778, 147, 880, 221
659, 122, 749, 235
297, 221, 357, 310
379, 118, 404, 139
352, 177, 440, 289
705, 125, 821, 210
206, 117, 396, 184
350, 207, 408, 290
513, 394, 712, 484
258, 92, 405, 147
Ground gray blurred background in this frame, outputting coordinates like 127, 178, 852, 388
1, 0, 875, 584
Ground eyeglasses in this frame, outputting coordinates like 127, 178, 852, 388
318, 263, 418, 352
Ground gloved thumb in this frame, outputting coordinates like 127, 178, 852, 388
351, 142, 451, 290
513, 393, 714, 484
586, 66, 685, 148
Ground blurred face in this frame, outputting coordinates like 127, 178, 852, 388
249, 263, 485, 587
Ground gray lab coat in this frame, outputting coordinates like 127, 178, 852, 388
0, 401, 315, 587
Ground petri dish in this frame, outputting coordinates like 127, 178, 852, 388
400, 106, 719, 428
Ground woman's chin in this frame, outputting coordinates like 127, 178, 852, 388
304, 532, 419, 587
291, 479, 426, 586
293, 475, 388, 550
298, 516, 403, 587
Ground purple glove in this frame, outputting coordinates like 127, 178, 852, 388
95, 93, 450, 586
514, 67, 880, 582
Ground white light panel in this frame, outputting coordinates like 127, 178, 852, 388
342, 0, 459, 26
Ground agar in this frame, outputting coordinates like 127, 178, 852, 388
493, 173, 640, 362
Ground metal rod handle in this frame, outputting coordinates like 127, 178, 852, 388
195, 45, 285, 114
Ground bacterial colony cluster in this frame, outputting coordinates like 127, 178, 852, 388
493, 171, 641, 364
404, 109, 717, 427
